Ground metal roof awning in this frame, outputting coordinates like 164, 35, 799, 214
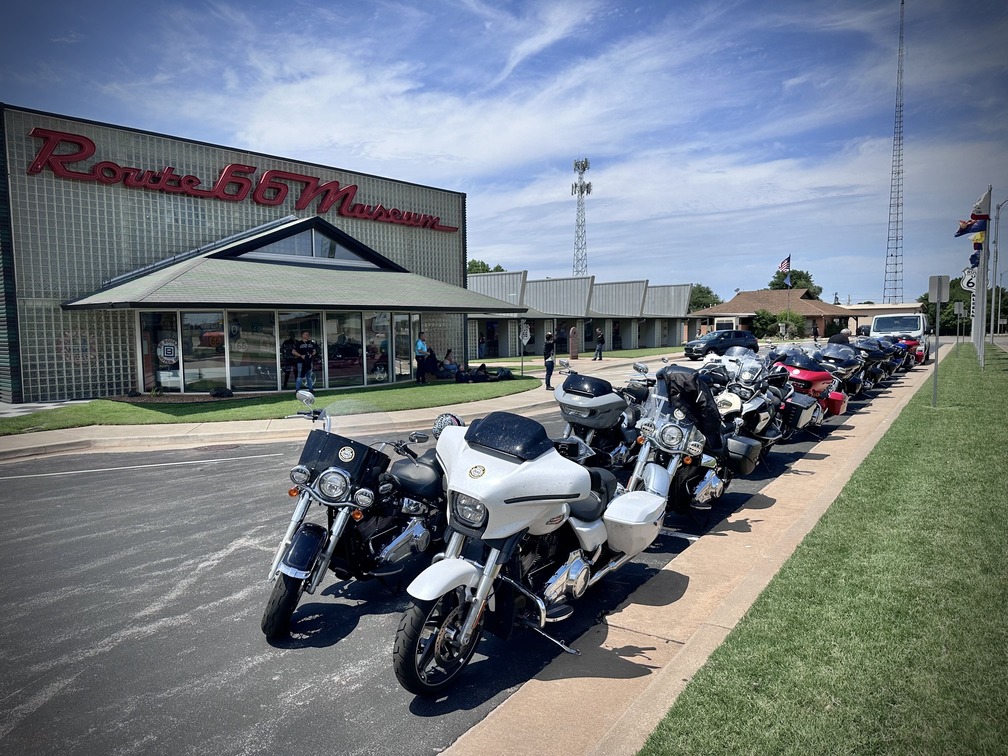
63, 257, 526, 314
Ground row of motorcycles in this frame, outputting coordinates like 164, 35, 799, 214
260, 332, 919, 696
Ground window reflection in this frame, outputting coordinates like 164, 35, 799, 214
182, 311, 227, 391
327, 312, 364, 388
228, 311, 277, 391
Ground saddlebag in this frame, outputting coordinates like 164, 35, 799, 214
603, 491, 665, 555
726, 435, 761, 476
825, 391, 848, 417
783, 392, 818, 431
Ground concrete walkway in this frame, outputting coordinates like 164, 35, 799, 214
0, 346, 946, 755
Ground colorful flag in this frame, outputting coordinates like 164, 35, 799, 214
955, 218, 987, 237
778, 255, 791, 273
971, 187, 992, 220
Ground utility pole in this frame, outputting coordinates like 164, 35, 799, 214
883, 0, 905, 304
572, 158, 591, 276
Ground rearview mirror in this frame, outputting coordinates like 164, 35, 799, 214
632, 362, 649, 375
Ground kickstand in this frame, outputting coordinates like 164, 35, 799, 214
522, 621, 580, 655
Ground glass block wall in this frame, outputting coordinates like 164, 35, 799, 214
1, 106, 466, 402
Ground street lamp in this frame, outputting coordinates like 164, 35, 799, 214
1000, 270, 1007, 335
991, 197, 1008, 342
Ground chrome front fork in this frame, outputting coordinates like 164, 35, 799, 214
305, 508, 351, 594
458, 547, 503, 646
268, 491, 312, 579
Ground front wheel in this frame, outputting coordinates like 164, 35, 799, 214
393, 589, 483, 696
261, 573, 304, 640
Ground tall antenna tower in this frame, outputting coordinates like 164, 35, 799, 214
572, 157, 592, 276
883, 0, 905, 304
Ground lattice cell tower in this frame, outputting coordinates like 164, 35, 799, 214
883, 0, 906, 304
572, 157, 592, 276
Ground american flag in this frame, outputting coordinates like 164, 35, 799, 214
778, 255, 791, 273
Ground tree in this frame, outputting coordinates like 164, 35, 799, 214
753, 308, 805, 338
768, 269, 822, 300
751, 309, 778, 338
689, 283, 723, 312
467, 259, 505, 274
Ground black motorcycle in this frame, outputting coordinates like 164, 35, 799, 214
551, 361, 652, 469
261, 391, 460, 640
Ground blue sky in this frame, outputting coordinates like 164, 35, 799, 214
2, 0, 1006, 303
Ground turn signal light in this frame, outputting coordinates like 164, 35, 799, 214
683, 455, 693, 465
288, 487, 299, 497
351, 509, 365, 521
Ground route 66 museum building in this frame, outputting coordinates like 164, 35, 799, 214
0, 104, 521, 404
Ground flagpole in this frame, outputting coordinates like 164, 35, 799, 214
976, 184, 992, 368
990, 195, 1006, 346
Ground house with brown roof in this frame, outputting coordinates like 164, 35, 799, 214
690, 289, 854, 337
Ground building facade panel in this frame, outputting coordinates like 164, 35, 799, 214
2, 106, 468, 401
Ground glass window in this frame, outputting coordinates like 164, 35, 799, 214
393, 314, 413, 382
326, 312, 364, 388
279, 311, 322, 388
228, 311, 277, 391
363, 311, 390, 384
243, 229, 379, 268
182, 311, 227, 391
139, 312, 181, 393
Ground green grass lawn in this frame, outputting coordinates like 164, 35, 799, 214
640, 346, 1008, 755
0, 376, 540, 436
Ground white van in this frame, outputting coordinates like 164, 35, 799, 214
869, 313, 932, 363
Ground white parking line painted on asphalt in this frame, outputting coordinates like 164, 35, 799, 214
660, 527, 700, 542
0, 452, 283, 480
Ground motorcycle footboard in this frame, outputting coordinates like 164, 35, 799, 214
280, 522, 328, 579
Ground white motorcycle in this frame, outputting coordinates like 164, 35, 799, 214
392, 410, 666, 696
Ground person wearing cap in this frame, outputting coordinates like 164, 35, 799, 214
543, 332, 556, 390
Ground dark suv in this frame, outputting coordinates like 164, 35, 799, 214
683, 329, 759, 360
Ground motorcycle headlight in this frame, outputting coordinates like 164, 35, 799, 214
290, 465, 311, 486
317, 467, 351, 502
452, 493, 487, 528
657, 422, 685, 450
353, 488, 375, 508
561, 404, 591, 419
637, 418, 657, 438
735, 385, 754, 401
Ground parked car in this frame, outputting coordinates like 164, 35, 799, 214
684, 329, 759, 360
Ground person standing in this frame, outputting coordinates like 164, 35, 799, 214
415, 330, 429, 384
593, 328, 605, 360
543, 332, 556, 390
293, 330, 317, 391
280, 331, 297, 390
812, 323, 820, 346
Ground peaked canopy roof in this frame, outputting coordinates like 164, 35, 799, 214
63, 216, 524, 314
691, 289, 852, 318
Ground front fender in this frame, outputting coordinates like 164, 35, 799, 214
279, 522, 328, 579
407, 558, 481, 601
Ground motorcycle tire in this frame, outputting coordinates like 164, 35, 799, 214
393, 588, 483, 696
261, 573, 304, 640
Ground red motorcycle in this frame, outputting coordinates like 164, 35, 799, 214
769, 347, 848, 420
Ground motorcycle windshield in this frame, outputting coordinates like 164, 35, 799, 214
775, 350, 825, 372
463, 411, 554, 461
738, 358, 764, 385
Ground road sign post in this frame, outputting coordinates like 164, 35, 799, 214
519, 321, 531, 376
930, 275, 949, 407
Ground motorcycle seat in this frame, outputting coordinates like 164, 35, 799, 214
570, 467, 617, 522
387, 449, 443, 501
